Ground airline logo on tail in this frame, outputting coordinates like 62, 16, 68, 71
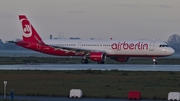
21, 18, 32, 37
19, 15, 44, 44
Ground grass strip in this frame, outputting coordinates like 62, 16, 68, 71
0, 70, 179, 100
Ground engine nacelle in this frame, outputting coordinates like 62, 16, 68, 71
113, 57, 130, 62
89, 52, 106, 62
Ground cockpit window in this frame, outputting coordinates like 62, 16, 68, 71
159, 44, 169, 47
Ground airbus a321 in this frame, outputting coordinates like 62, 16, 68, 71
14, 15, 175, 64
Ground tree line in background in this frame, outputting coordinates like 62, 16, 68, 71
167, 34, 180, 52
0, 34, 180, 53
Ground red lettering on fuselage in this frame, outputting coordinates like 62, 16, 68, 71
111, 42, 148, 50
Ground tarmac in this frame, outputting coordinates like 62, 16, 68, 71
0, 64, 180, 71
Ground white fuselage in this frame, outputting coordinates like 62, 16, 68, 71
43, 39, 174, 57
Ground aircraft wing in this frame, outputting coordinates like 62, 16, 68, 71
45, 44, 105, 55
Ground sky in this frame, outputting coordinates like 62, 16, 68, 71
0, 0, 180, 42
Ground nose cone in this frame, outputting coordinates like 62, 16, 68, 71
167, 48, 175, 55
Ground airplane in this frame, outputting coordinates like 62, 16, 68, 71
14, 15, 175, 64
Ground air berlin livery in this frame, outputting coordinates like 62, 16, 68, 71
15, 15, 175, 64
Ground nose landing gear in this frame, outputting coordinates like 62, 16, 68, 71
152, 57, 157, 65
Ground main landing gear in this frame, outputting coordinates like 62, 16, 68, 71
97, 61, 104, 64
81, 59, 105, 64
81, 59, 89, 64
152, 57, 157, 65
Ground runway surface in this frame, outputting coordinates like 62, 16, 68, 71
0, 64, 180, 71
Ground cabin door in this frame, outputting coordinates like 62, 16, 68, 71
149, 42, 155, 51
37, 43, 41, 50
77, 42, 82, 48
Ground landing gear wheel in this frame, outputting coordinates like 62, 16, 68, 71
97, 61, 105, 64
152, 57, 157, 65
81, 59, 89, 64
153, 62, 157, 65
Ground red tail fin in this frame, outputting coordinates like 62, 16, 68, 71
19, 15, 44, 44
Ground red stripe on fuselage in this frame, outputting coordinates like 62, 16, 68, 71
17, 42, 82, 56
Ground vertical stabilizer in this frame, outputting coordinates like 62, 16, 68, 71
19, 15, 44, 44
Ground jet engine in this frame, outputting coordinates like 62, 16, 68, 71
89, 52, 106, 62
